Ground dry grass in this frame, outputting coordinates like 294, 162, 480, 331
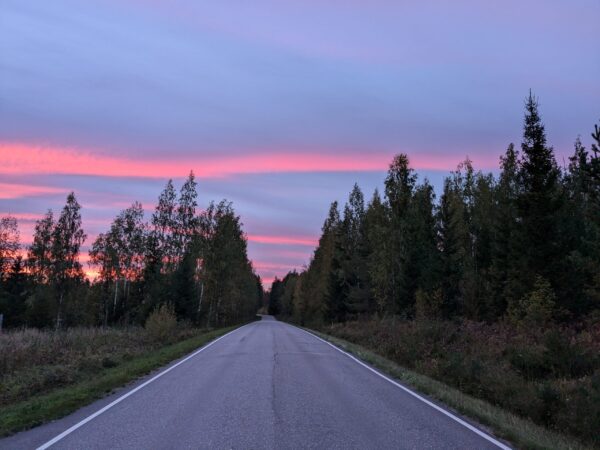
310, 317, 600, 449
0, 324, 239, 436
0, 325, 204, 408
307, 327, 593, 450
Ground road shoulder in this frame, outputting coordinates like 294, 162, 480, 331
298, 325, 590, 450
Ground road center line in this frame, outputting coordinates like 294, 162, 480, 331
295, 325, 512, 450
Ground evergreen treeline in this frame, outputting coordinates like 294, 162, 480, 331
0, 173, 262, 329
271, 94, 600, 326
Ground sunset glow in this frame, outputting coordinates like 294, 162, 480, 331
1, 0, 598, 285
1, 142, 501, 178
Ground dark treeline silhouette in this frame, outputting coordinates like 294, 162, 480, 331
0, 173, 262, 329
271, 93, 600, 325
268, 94, 600, 444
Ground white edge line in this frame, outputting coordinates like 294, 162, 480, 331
36, 324, 250, 450
296, 326, 512, 450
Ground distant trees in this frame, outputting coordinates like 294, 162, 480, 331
0, 216, 20, 278
90, 201, 146, 325
11, 194, 88, 328
0, 216, 23, 328
0, 175, 261, 329
27, 210, 54, 283
272, 94, 600, 326
51, 193, 87, 328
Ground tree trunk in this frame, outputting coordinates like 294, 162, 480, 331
113, 279, 118, 317
103, 283, 109, 327
197, 281, 204, 313
56, 291, 64, 330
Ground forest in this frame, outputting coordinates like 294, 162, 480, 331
0, 174, 262, 329
269, 94, 600, 444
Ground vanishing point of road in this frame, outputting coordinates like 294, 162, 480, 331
1, 316, 510, 450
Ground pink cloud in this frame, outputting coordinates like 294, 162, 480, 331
247, 234, 317, 247
0, 182, 67, 199
253, 261, 297, 271
1, 141, 499, 179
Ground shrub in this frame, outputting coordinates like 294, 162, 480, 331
415, 288, 443, 320
145, 304, 177, 343
509, 276, 557, 329
507, 344, 549, 380
318, 316, 600, 445
543, 330, 595, 378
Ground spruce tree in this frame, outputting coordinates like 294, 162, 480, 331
407, 181, 440, 306
517, 92, 563, 302
489, 144, 521, 318
364, 189, 392, 314
341, 185, 370, 316
384, 154, 417, 313
304, 201, 340, 323
437, 174, 470, 317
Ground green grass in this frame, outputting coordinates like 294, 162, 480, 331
304, 327, 592, 450
0, 325, 239, 437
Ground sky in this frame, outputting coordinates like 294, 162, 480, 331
1, 0, 599, 285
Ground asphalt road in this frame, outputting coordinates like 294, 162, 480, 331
1, 316, 510, 449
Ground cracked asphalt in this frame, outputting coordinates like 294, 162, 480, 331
0, 316, 506, 449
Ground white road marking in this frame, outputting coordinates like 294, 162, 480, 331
36, 324, 250, 450
36, 319, 511, 449
296, 326, 512, 450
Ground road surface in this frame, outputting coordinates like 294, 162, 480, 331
1, 316, 510, 449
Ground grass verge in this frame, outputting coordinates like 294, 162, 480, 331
0, 325, 240, 437
304, 327, 591, 450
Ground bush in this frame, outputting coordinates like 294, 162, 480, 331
415, 288, 443, 320
509, 276, 557, 329
507, 344, 549, 380
543, 330, 595, 378
318, 316, 600, 445
145, 304, 177, 343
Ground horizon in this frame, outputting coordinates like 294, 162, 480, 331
1, 0, 599, 285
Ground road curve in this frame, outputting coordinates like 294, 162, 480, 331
1, 317, 509, 449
